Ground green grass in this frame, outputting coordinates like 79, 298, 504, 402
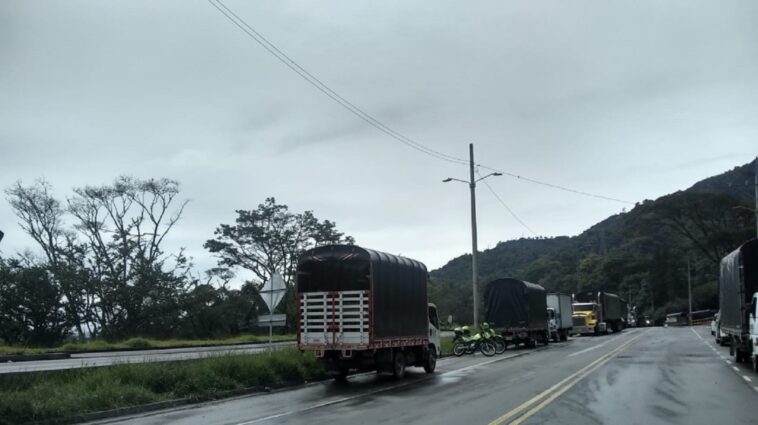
0, 334, 295, 356
0, 348, 324, 425
440, 336, 454, 356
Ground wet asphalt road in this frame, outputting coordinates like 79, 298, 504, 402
0, 342, 295, 374
88, 326, 758, 425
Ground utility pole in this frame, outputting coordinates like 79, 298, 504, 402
469, 143, 480, 328
688, 257, 693, 326
442, 144, 501, 328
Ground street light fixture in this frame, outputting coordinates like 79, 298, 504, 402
442, 143, 501, 328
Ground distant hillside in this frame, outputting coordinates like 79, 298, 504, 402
430, 158, 757, 326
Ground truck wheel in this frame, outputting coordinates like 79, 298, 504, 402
560, 331, 568, 342
393, 351, 406, 379
753, 355, 758, 373
333, 366, 350, 383
424, 346, 437, 373
730, 338, 735, 357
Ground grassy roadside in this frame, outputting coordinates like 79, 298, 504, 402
0, 334, 296, 356
0, 348, 323, 425
440, 335, 454, 356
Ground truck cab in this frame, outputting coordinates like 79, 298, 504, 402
547, 308, 558, 341
572, 302, 606, 335
428, 303, 441, 358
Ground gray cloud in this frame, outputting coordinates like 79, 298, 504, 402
1, 0, 757, 279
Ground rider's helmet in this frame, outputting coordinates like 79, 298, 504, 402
481, 322, 490, 330
461, 325, 471, 336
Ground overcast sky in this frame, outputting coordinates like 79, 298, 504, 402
1, 1, 757, 282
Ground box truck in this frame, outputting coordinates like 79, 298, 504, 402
297, 245, 441, 380
485, 278, 550, 348
546, 293, 573, 342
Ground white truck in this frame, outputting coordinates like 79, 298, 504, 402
297, 245, 441, 380
547, 293, 573, 342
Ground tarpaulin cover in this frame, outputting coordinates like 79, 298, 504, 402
599, 292, 622, 321
485, 278, 548, 331
720, 238, 758, 332
297, 244, 428, 339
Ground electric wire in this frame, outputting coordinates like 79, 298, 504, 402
478, 173, 538, 236
208, 0, 468, 166
208, 0, 635, 205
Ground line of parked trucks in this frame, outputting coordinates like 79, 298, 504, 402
296, 244, 629, 380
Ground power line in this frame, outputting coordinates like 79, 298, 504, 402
477, 164, 634, 204
207, 0, 467, 166
208, 0, 635, 205
478, 173, 538, 236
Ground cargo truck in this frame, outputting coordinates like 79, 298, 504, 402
572, 291, 624, 335
297, 245, 441, 381
485, 278, 550, 348
546, 293, 573, 342
719, 238, 758, 369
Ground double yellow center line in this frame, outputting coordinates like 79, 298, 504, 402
488, 330, 647, 425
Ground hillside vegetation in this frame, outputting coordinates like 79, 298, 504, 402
430, 160, 757, 325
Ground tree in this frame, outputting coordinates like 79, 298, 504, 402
6, 177, 190, 340
0, 257, 69, 346
643, 191, 754, 265
205, 198, 354, 325
6, 180, 91, 338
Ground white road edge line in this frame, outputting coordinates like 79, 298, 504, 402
743, 376, 753, 382
733, 366, 740, 372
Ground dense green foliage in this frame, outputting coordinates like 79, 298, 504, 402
0, 348, 324, 425
1, 179, 351, 347
431, 160, 757, 325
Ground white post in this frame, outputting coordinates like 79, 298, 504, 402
269, 285, 274, 354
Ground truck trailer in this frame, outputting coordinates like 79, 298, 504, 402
297, 244, 441, 380
572, 291, 625, 335
546, 293, 573, 342
485, 278, 550, 347
719, 238, 758, 369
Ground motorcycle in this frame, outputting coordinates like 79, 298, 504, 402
452, 326, 496, 356
480, 323, 507, 354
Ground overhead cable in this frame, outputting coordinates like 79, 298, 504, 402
478, 175, 538, 236
208, 0, 634, 205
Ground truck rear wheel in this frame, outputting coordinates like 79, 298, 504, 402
393, 350, 406, 379
753, 355, 758, 373
423, 346, 437, 373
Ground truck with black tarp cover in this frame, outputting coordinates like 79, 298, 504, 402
297, 245, 440, 380
719, 238, 758, 368
485, 278, 549, 347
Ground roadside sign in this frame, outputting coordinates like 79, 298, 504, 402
257, 314, 287, 327
258, 272, 288, 353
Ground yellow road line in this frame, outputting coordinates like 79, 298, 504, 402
488, 330, 646, 425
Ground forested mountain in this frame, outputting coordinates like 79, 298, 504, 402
430, 160, 757, 325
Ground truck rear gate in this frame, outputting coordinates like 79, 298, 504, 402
299, 290, 370, 349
